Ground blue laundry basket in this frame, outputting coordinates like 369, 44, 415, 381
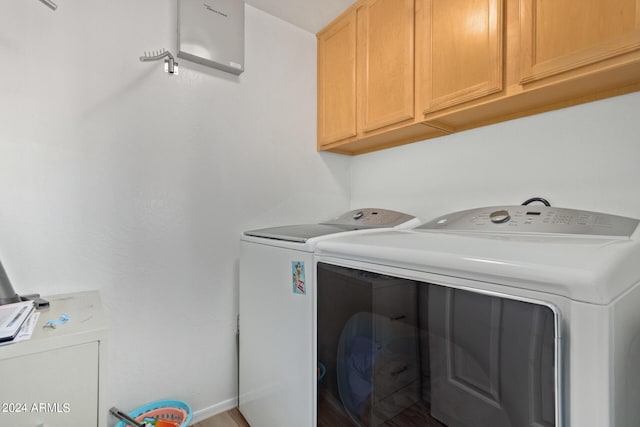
114, 399, 192, 427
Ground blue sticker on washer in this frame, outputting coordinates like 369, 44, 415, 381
292, 261, 306, 295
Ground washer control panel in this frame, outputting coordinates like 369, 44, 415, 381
322, 208, 417, 228
419, 206, 640, 238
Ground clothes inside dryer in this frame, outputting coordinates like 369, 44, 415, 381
317, 262, 557, 427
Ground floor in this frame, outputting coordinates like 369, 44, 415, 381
191, 408, 250, 427
204, 395, 444, 427
317, 389, 445, 427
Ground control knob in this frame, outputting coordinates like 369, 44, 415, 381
490, 210, 511, 224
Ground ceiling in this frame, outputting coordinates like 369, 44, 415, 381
245, 0, 354, 33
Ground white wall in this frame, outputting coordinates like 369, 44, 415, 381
3, 0, 640, 423
351, 91, 640, 223
0, 0, 350, 422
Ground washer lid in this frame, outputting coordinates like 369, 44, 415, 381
243, 208, 418, 243
243, 224, 356, 243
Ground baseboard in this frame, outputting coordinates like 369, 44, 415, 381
190, 397, 239, 424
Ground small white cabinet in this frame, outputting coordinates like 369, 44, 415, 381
0, 291, 108, 427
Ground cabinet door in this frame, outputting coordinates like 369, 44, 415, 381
0, 342, 99, 426
360, 0, 415, 133
418, 0, 503, 114
317, 11, 358, 147
520, 0, 640, 84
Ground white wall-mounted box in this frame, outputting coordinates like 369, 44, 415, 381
178, 0, 245, 75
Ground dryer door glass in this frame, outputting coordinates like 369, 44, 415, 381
317, 262, 557, 427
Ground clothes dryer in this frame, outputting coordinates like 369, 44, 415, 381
314, 205, 640, 427
239, 208, 419, 427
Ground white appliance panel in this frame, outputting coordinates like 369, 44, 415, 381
239, 240, 314, 427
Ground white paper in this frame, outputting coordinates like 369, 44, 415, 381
0, 311, 40, 346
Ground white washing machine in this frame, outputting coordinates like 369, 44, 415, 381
314, 205, 640, 427
239, 209, 420, 427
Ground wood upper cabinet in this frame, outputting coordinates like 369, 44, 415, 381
360, 0, 415, 132
317, 11, 357, 146
419, 0, 640, 131
520, 0, 640, 84
417, 0, 504, 114
317, 0, 415, 147
317, 0, 445, 153
318, 0, 640, 154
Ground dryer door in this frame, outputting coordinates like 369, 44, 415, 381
317, 262, 558, 427
428, 285, 556, 427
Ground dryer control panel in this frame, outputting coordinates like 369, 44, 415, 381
419, 206, 640, 238
322, 208, 418, 229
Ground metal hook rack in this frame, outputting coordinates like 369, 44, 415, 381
139, 49, 179, 75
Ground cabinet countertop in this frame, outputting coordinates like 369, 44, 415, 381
0, 290, 108, 360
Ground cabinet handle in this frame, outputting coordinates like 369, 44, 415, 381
390, 315, 406, 321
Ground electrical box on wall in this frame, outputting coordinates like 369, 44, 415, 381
178, 0, 245, 75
